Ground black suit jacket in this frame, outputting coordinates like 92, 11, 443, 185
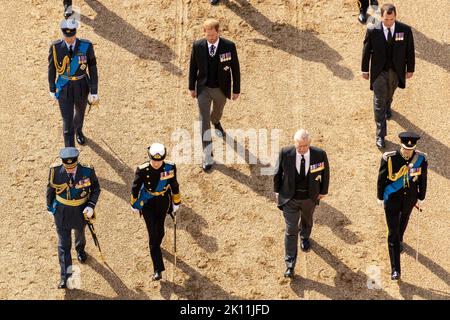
274, 146, 330, 210
189, 37, 240, 99
362, 21, 415, 90
48, 38, 98, 94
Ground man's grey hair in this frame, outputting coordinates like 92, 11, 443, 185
293, 129, 311, 143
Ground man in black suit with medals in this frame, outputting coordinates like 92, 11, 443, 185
49, 18, 99, 147
47, 147, 101, 288
361, 3, 415, 148
274, 129, 330, 278
377, 132, 427, 280
189, 18, 241, 171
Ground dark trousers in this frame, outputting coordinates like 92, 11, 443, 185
63, 0, 72, 7
358, 0, 378, 12
372, 69, 398, 139
282, 198, 316, 269
57, 80, 89, 147
142, 195, 171, 273
56, 225, 86, 279
384, 195, 416, 273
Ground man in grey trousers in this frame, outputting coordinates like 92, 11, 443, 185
189, 18, 241, 171
274, 129, 330, 278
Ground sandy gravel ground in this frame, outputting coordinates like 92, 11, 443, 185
0, 0, 448, 299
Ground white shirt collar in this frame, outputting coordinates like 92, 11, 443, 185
296, 149, 310, 159
382, 22, 395, 34
64, 38, 77, 50
207, 38, 220, 50
296, 149, 311, 175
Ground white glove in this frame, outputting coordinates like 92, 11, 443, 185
83, 206, 94, 219
48, 211, 54, 216
172, 204, 180, 213
130, 206, 140, 214
49, 92, 57, 101
417, 200, 425, 208
377, 199, 384, 208
88, 94, 99, 104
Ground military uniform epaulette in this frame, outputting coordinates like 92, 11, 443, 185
78, 38, 92, 44
138, 161, 150, 170
50, 161, 62, 168
382, 150, 398, 161
52, 39, 63, 45
164, 160, 175, 166
415, 150, 427, 160
79, 162, 94, 169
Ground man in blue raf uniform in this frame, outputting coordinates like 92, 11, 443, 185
130, 143, 181, 281
47, 147, 101, 289
48, 18, 99, 147
377, 132, 427, 280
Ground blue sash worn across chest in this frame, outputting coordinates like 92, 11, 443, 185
383, 155, 424, 202
55, 41, 89, 98
132, 163, 172, 210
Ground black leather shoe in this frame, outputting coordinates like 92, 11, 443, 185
213, 122, 225, 138
210, 0, 220, 5
301, 239, 311, 252
77, 251, 87, 264
76, 132, 86, 145
391, 270, 401, 281
152, 271, 162, 281
284, 268, 294, 278
58, 278, 67, 289
64, 5, 73, 18
386, 109, 392, 119
358, 12, 368, 24
376, 137, 385, 149
399, 242, 404, 254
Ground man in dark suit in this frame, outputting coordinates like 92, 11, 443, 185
189, 18, 241, 171
357, 0, 379, 24
274, 129, 330, 278
49, 18, 99, 147
361, 3, 415, 148
47, 147, 101, 288
377, 132, 427, 280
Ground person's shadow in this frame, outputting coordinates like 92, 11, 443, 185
413, 28, 450, 73
64, 256, 148, 300
87, 138, 218, 253
159, 248, 242, 300
213, 136, 361, 245
81, 0, 182, 76
391, 110, 450, 181
223, 0, 353, 80
289, 239, 394, 299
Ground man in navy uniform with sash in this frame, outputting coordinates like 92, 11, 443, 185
48, 18, 99, 147
377, 132, 427, 280
130, 143, 181, 281
47, 147, 101, 288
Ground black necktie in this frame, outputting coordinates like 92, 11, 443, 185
69, 173, 74, 186
69, 45, 74, 58
210, 44, 215, 56
300, 155, 306, 179
387, 28, 392, 43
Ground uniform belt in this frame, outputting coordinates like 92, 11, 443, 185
146, 187, 169, 197
60, 74, 86, 81
56, 195, 88, 206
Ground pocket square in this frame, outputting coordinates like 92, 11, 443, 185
315, 175, 322, 182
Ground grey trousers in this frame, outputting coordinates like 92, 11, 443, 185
56, 226, 86, 279
197, 87, 227, 152
282, 198, 316, 268
372, 69, 399, 139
